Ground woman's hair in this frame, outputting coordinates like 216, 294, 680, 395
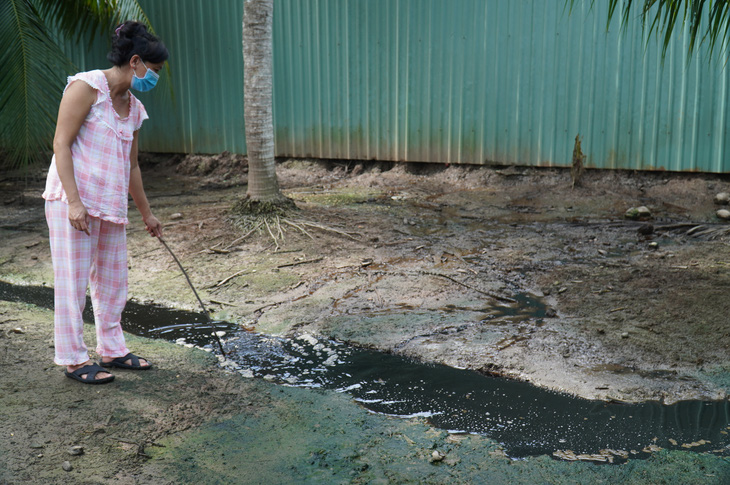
107, 20, 169, 66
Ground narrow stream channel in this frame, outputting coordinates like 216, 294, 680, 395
2, 281, 729, 462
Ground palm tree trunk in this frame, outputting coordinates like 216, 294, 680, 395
243, 0, 282, 202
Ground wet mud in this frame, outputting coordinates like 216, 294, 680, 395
4, 280, 729, 463
2, 156, 730, 482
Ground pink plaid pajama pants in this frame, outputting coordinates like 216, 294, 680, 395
45, 200, 130, 365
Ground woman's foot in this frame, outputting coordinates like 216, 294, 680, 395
100, 353, 151, 370
65, 361, 114, 384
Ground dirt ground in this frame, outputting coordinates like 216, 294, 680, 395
2, 154, 730, 483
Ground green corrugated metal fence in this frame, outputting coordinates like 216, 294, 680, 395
65, 0, 730, 172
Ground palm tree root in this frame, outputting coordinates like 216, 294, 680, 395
231, 195, 298, 217
227, 196, 361, 250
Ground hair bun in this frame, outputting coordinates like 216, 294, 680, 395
107, 20, 168, 67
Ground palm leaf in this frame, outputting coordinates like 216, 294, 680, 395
0, 0, 155, 170
34, 0, 153, 44
0, 0, 71, 169
570, 0, 730, 60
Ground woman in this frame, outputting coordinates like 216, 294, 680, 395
42, 20, 168, 384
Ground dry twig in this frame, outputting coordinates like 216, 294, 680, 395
278, 257, 324, 268
424, 271, 516, 303
211, 269, 248, 287
223, 221, 263, 250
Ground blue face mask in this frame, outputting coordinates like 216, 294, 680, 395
131, 61, 159, 92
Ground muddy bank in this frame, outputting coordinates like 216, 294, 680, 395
2, 157, 730, 404
2, 156, 730, 481
2, 301, 729, 484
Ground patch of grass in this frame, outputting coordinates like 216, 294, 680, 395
289, 188, 383, 206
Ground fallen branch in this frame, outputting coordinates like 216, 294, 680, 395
425, 271, 516, 303
209, 298, 239, 307
288, 281, 305, 290
223, 222, 263, 250
207, 248, 231, 254
278, 257, 323, 268
383, 238, 413, 246
690, 227, 730, 240
109, 437, 140, 445
296, 220, 361, 240
656, 223, 705, 232
252, 301, 280, 314
211, 269, 248, 287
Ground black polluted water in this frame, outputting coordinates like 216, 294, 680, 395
2, 280, 728, 461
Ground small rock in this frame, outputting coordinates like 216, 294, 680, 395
621, 332, 629, 339
68, 445, 84, 456
648, 242, 659, 250
714, 192, 730, 205
169, 212, 184, 220
545, 307, 558, 318
62, 461, 73, 472
10, 328, 24, 334
430, 450, 445, 463
717, 209, 730, 220
444, 455, 461, 466
637, 223, 654, 236
625, 206, 652, 220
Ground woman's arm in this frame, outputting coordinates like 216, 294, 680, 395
129, 130, 162, 237
53, 81, 96, 235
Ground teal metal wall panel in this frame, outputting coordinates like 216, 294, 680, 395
58, 0, 246, 155
61, 0, 730, 172
137, 0, 246, 154
272, 0, 730, 171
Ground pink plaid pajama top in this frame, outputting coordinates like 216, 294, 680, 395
42, 70, 149, 225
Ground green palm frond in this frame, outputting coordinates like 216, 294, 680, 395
0, 0, 154, 171
0, 0, 71, 169
570, 0, 730, 59
35, 0, 154, 44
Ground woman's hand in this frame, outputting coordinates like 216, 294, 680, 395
143, 214, 163, 238
68, 201, 90, 235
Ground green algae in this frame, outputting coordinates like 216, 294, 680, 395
148, 383, 730, 485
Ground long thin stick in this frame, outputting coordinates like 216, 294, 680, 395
277, 257, 323, 268
214, 269, 248, 287
222, 221, 262, 250
424, 271, 516, 303
157, 237, 226, 356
